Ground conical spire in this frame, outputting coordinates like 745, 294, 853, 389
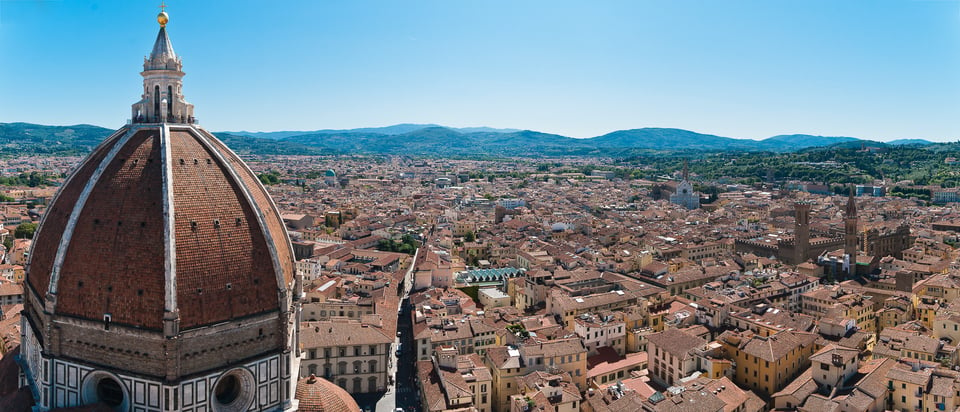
131, 8, 194, 124
846, 184, 857, 218
149, 26, 177, 64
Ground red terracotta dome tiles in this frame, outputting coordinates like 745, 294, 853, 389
169, 130, 279, 329
27, 129, 129, 300
199, 130, 296, 287
55, 129, 166, 329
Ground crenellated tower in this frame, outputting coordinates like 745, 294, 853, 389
844, 184, 858, 258
794, 201, 811, 264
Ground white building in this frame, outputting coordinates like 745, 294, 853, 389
573, 313, 626, 356
478, 287, 511, 309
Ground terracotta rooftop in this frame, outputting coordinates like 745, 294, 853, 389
295, 374, 361, 412
27, 126, 295, 330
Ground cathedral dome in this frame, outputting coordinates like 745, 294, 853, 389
18, 10, 301, 411
27, 125, 296, 330
295, 375, 360, 412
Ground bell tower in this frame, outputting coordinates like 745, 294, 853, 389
794, 201, 811, 264
131, 8, 195, 124
844, 184, 858, 259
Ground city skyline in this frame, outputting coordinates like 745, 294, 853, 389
1, 1, 959, 141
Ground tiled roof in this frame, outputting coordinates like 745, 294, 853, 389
300, 319, 392, 347
27, 126, 295, 330
646, 328, 706, 359
295, 375, 361, 412
737, 330, 817, 363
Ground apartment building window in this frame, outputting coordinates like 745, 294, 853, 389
354, 346, 362, 356
324, 348, 331, 358
338, 362, 347, 375
339, 347, 346, 357
369, 345, 377, 355
308, 349, 316, 359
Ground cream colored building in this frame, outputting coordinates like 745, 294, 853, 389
484, 339, 587, 412
886, 361, 960, 412
772, 346, 895, 412
573, 313, 626, 356
479, 287, 511, 309
417, 347, 493, 412
300, 319, 393, 394
645, 328, 707, 387
508, 371, 581, 412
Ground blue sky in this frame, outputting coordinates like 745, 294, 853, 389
1, 1, 958, 141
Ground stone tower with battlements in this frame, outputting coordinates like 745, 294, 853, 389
794, 201, 812, 264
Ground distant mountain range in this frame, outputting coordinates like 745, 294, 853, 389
0, 122, 940, 157
226, 124, 522, 140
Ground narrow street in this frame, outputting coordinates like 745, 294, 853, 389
371, 248, 420, 412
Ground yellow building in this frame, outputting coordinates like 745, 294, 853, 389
485, 346, 525, 412
508, 371, 581, 412
886, 361, 960, 412
934, 311, 960, 345
717, 329, 819, 397
484, 339, 587, 412
519, 339, 588, 390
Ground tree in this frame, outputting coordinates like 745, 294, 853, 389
464, 231, 476, 242
14, 222, 38, 239
257, 171, 281, 185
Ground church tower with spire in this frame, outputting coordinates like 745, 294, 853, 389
131, 9, 195, 124
670, 159, 700, 210
18, 8, 301, 412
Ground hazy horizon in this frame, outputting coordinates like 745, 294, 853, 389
2, 1, 958, 141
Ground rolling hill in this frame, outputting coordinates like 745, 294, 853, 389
0, 122, 949, 157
